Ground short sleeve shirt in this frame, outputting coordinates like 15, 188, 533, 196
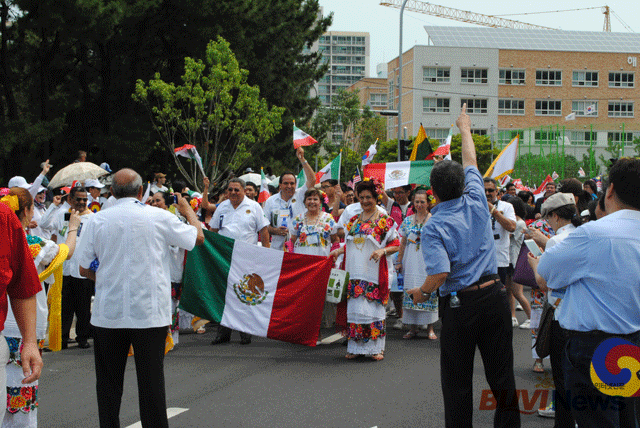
263, 183, 309, 250
421, 167, 497, 296
492, 200, 516, 267
209, 196, 269, 245
0, 204, 42, 331
289, 212, 337, 255
77, 198, 198, 329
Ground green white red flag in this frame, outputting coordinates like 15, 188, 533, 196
179, 231, 333, 346
258, 168, 270, 203
363, 160, 434, 190
174, 144, 204, 174
293, 123, 317, 149
316, 151, 341, 183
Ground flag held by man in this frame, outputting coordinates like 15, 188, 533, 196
180, 231, 333, 346
293, 122, 318, 149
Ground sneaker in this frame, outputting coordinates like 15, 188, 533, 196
519, 319, 531, 329
537, 401, 555, 418
393, 320, 403, 330
516, 302, 524, 311
512, 317, 519, 327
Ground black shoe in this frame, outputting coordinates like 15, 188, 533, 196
61, 342, 68, 350
77, 341, 91, 349
240, 337, 251, 345
211, 336, 230, 345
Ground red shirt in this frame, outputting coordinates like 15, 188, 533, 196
0, 204, 42, 332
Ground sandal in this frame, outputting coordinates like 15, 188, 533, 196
532, 361, 545, 373
371, 353, 384, 361
427, 332, 438, 340
403, 330, 417, 340
345, 353, 358, 360
196, 326, 206, 334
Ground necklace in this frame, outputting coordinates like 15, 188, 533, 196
411, 214, 427, 251
304, 211, 320, 230
353, 210, 377, 251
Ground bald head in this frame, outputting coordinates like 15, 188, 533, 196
111, 168, 143, 199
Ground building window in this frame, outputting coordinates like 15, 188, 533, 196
424, 128, 450, 144
471, 129, 487, 136
423, 98, 450, 113
423, 67, 450, 83
534, 130, 561, 145
318, 95, 330, 105
535, 100, 562, 115
571, 100, 598, 116
460, 98, 488, 114
461, 68, 488, 84
497, 130, 525, 148
499, 69, 525, 85
498, 99, 525, 115
369, 94, 387, 107
352, 66, 365, 74
332, 66, 350, 75
572, 71, 598, 87
352, 57, 365, 65
607, 132, 635, 146
608, 101, 634, 117
535, 70, 562, 86
609, 72, 634, 87
570, 131, 596, 146
319, 36, 330, 44
318, 85, 330, 95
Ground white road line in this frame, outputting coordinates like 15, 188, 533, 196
125, 407, 189, 428
319, 332, 343, 344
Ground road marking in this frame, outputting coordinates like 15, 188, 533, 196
319, 333, 343, 344
125, 407, 188, 428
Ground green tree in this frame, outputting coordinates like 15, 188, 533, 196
514, 153, 581, 185
633, 136, 640, 157
449, 133, 498, 175
356, 112, 386, 151
133, 37, 284, 191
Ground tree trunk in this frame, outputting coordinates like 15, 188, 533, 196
0, 0, 18, 120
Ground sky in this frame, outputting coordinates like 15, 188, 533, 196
318, 0, 639, 77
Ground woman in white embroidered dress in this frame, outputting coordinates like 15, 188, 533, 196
1, 188, 79, 427
330, 180, 399, 361
395, 190, 438, 340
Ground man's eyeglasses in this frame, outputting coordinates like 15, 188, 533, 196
75, 197, 88, 202
485, 189, 496, 193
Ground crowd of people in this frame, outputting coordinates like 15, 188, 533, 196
1, 107, 639, 427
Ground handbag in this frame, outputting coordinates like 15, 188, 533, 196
513, 243, 538, 289
533, 297, 555, 359
326, 269, 349, 303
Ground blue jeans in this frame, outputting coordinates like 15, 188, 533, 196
563, 331, 640, 428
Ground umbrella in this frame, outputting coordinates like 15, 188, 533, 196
238, 173, 261, 185
48, 162, 109, 189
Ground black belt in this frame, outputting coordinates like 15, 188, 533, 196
566, 329, 640, 340
459, 274, 501, 293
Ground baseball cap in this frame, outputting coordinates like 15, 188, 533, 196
85, 178, 105, 189
540, 193, 575, 218
100, 162, 112, 173
7, 176, 30, 189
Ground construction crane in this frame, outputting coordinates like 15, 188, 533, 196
379, 0, 625, 32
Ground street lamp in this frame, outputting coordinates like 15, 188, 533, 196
396, 0, 409, 161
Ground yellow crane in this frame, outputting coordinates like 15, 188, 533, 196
379, 0, 626, 32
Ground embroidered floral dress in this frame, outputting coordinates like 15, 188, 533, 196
3, 235, 59, 427
399, 215, 438, 326
288, 212, 337, 257
344, 213, 399, 355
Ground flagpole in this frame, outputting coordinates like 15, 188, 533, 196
338, 149, 343, 183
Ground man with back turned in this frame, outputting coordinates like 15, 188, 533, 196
407, 105, 520, 427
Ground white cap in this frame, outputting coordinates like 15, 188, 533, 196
37, 186, 47, 193
85, 178, 105, 189
7, 176, 30, 189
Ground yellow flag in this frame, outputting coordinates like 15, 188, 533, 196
409, 124, 427, 161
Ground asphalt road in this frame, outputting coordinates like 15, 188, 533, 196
40, 311, 556, 428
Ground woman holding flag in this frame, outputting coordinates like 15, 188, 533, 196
329, 180, 399, 361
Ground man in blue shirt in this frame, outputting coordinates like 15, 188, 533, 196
407, 105, 520, 428
536, 158, 640, 428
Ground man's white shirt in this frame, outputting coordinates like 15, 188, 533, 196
263, 183, 309, 250
209, 196, 269, 245
493, 200, 516, 268
77, 198, 198, 329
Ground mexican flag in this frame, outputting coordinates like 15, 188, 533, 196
179, 231, 333, 346
174, 144, 204, 173
316, 151, 341, 183
258, 168, 270, 203
363, 160, 434, 190
293, 123, 317, 149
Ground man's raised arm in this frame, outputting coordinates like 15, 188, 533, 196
456, 104, 477, 170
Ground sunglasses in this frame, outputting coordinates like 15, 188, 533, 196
74, 197, 88, 202
485, 189, 496, 193
228, 188, 242, 193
